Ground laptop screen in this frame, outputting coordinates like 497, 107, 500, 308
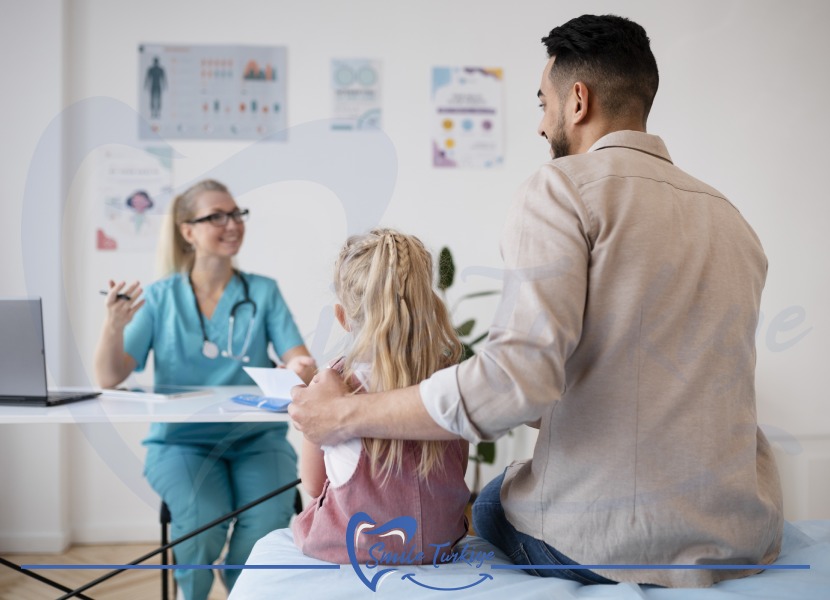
0, 298, 49, 397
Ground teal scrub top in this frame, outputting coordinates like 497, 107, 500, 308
124, 271, 304, 446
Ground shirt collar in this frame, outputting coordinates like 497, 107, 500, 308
587, 130, 673, 164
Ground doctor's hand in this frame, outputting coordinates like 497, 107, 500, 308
283, 354, 317, 385
289, 368, 353, 446
102, 280, 144, 331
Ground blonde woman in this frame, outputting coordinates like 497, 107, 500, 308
95, 179, 315, 599
292, 229, 470, 563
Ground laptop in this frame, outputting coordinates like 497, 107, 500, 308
0, 298, 101, 406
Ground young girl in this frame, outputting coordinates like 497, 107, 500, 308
292, 229, 470, 564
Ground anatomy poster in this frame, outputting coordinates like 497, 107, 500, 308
331, 59, 382, 130
138, 44, 287, 140
96, 145, 173, 252
431, 67, 504, 168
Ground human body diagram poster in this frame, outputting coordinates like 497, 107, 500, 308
138, 44, 287, 140
432, 67, 504, 168
96, 146, 173, 252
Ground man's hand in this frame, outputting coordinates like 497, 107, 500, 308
289, 368, 354, 446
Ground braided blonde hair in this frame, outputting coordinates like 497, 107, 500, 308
334, 229, 462, 482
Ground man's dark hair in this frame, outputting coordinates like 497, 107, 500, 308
542, 14, 659, 123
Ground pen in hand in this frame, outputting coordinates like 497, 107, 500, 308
100, 290, 132, 301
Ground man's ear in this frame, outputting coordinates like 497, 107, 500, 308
334, 303, 351, 332
571, 81, 590, 125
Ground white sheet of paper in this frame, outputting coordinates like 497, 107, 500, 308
243, 367, 303, 400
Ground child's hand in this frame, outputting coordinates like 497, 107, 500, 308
285, 355, 317, 385
289, 368, 353, 446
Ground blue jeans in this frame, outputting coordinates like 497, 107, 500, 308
472, 471, 615, 585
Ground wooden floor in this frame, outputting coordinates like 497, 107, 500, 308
0, 544, 226, 600
1, 505, 476, 599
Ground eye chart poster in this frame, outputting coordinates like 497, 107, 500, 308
96, 145, 173, 252
432, 67, 504, 168
331, 59, 382, 130
138, 44, 287, 140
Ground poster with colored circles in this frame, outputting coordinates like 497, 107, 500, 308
138, 44, 287, 140
331, 59, 382, 130
432, 67, 504, 168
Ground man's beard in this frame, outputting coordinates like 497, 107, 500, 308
549, 112, 571, 158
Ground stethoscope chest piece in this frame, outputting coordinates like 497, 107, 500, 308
190, 271, 256, 363
202, 340, 220, 359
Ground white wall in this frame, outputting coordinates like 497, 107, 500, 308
2, 0, 829, 551
0, 0, 74, 553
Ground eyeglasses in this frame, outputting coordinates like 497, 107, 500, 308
187, 208, 250, 227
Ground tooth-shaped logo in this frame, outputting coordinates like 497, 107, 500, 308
346, 512, 418, 591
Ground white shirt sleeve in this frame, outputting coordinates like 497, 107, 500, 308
419, 364, 483, 444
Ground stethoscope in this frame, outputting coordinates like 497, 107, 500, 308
189, 270, 257, 362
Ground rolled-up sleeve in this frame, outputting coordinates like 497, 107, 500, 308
420, 164, 592, 441
419, 365, 484, 443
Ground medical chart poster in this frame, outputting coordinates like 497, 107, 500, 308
432, 67, 505, 168
96, 145, 173, 252
138, 44, 287, 140
331, 59, 382, 130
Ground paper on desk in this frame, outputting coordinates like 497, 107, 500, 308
243, 367, 303, 400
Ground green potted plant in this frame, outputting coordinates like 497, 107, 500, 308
437, 246, 499, 499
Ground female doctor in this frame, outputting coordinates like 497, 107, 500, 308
94, 179, 315, 600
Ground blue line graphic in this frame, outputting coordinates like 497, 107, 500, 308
491, 564, 810, 571
24, 561, 811, 582
23, 564, 340, 571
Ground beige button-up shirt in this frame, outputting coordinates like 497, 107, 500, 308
421, 130, 783, 587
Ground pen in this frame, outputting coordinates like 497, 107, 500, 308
100, 290, 132, 301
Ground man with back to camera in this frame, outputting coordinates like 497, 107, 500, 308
289, 14, 783, 587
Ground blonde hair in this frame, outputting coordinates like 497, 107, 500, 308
157, 179, 231, 275
334, 228, 463, 482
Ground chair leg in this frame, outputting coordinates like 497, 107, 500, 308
294, 489, 303, 515
160, 501, 172, 600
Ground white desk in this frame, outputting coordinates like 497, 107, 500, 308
0, 386, 290, 424
0, 386, 295, 598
